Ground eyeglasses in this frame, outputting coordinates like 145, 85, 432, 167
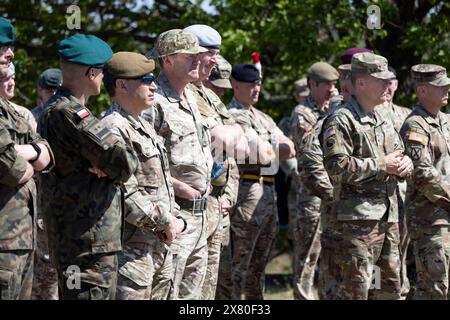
140, 74, 155, 85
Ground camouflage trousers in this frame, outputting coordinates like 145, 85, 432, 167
230, 181, 278, 300
334, 218, 402, 300
56, 252, 118, 300
0, 250, 34, 300
31, 218, 58, 300
411, 225, 450, 300
116, 237, 173, 300
202, 195, 223, 300
287, 180, 298, 242
169, 208, 208, 300
397, 182, 411, 299
215, 213, 232, 300
292, 197, 321, 300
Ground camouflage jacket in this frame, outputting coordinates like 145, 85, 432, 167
378, 101, 411, 133
0, 97, 54, 250
400, 104, 450, 228
322, 97, 403, 222
188, 83, 239, 206
141, 73, 213, 196
102, 103, 178, 244
228, 97, 283, 176
37, 87, 138, 256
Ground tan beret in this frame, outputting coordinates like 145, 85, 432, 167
106, 51, 155, 78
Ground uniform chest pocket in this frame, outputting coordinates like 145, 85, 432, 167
166, 119, 203, 166
133, 140, 163, 188
354, 127, 377, 158
5, 119, 30, 143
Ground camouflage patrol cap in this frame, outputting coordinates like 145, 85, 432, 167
0, 17, 15, 46
294, 78, 309, 96
106, 52, 155, 79
307, 62, 339, 81
338, 64, 351, 81
411, 64, 450, 86
149, 29, 208, 58
208, 54, 232, 89
351, 52, 394, 80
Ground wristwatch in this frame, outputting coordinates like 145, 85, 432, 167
176, 216, 188, 233
29, 142, 41, 163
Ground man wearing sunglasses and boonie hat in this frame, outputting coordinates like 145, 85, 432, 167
37, 34, 138, 300
142, 29, 214, 300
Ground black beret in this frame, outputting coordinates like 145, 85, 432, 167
231, 64, 261, 83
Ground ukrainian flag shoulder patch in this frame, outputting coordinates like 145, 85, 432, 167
323, 126, 336, 140
407, 130, 427, 145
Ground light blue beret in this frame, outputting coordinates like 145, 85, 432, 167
183, 24, 221, 49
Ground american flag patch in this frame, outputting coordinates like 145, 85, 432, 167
323, 126, 336, 140
408, 130, 427, 144
76, 108, 90, 119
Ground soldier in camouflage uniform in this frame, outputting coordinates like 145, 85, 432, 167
142, 29, 213, 300
322, 52, 414, 300
0, 18, 54, 300
38, 34, 138, 300
400, 64, 450, 299
101, 52, 185, 300
228, 63, 295, 299
204, 55, 239, 300
185, 25, 247, 300
289, 62, 338, 300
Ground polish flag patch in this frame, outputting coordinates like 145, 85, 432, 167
76, 108, 90, 119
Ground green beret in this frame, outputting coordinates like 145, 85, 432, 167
307, 62, 339, 81
0, 17, 15, 46
58, 34, 113, 66
106, 52, 155, 78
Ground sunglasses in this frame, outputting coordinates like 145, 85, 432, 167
140, 74, 155, 85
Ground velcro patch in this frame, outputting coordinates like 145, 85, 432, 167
76, 108, 90, 119
323, 126, 336, 140
411, 146, 422, 161
407, 130, 427, 145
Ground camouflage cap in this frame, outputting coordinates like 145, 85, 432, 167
411, 64, 450, 87
208, 54, 232, 89
294, 78, 309, 96
307, 62, 339, 81
351, 52, 394, 80
106, 52, 155, 79
338, 64, 351, 81
149, 29, 208, 58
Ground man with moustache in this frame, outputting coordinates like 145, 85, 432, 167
142, 29, 214, 300
400, 64, 450, 299
101, 52, 185, 299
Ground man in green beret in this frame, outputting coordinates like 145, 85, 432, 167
101, 51, 185, 300
288, 61, 339, 300
37, 34, 138, 300
400, 64, 450, 299
141, 29, 214, 300
322, 52, 413, 299
0, 17, 54, 300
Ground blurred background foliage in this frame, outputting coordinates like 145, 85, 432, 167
2, 0, 449, 120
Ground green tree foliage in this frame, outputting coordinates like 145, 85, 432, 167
1, 0, 449, 118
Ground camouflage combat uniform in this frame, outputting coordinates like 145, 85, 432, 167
142, 73, 213, 300
400, 104, 450, 300
289, 96, 329, 299
228, 97, 281, 300
38, 87, 138, 300
188, 83, 240, 300
322, 97, 403, 300
102, 103, 178, 300
0, 97, 53, 300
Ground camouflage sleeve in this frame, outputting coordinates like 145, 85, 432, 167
141, 102, 163, 132
401, 121, 450, 211
0, 124, 28, 187
221, 159, 240, 208
299, 127, 333, 203
102, 116, 171, 231
322, 113, 388, 185
48, 105, 137, 182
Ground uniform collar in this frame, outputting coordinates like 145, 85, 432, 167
414, 104, 442, 127
349, 97, 377, 125
156, 72, 182, 104
229, 96, 251, 111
